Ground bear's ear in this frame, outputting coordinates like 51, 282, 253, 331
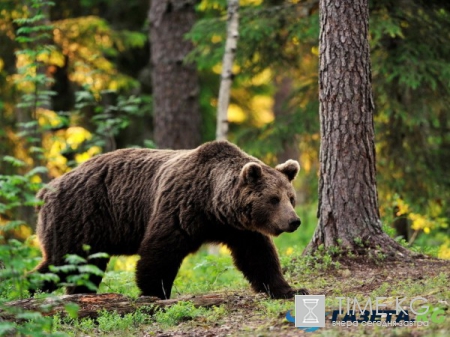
240, 162, 262, 184
276, 159, 300, 181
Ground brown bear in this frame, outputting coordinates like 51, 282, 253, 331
34, 140, 306, 299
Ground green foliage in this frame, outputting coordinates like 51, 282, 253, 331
173, 250, 246, 295
154, 301, 207, 327
0, 161, 46, 214
96, 309, 149, 332
0, 0, 448, 335
44, 247, 108, 292
74, 89, 149, 151
370, 1, 450, 215
0, 239, 40, 300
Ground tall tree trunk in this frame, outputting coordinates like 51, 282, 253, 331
305, 0, 411, 259
216, 0, 239, 141
149, 0, 201, 149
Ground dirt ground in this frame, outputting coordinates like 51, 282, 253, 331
147, 258, 450, 337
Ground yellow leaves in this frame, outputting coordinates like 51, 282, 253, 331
198, 0, 262, 11
409, 213, 431, 232
45, 126, 100, 175
30, 175, 42, 184
394, 196, 410, 216
66, 127, 91, 149
285, 247, 294, 256
38, 108, 62, 128
300, 150, 313, 173
75, 146, 101, 164
0, 58, 4, 72
250, 68, 271, 86
211, 35, 222, 44
251, 95, 274, 125
219, 245, 231, 255
111, 255, 140, 271
36, 49, 65, 67
12, 49, 62, 93
228, 104, 246, 123
0, 218, 32, 240
438, 238, 450, 260
212, 63, 241, 75
392, 195, 448, 235
241, 0, 263, 6
53, 16, 137, 94
35, 110, 100, 176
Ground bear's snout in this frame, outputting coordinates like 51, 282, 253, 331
287, 218, 301, 232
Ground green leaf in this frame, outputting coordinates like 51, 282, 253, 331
16, 311, 44, 320
49, 265, 77, 273
64, 254, 87, 265
0, 322, 16, 335
78, 264, 105, 276
25, 166, 48, 178
64, 303, 80, 319
88, 252, 110, 260
2, 156, 26, 167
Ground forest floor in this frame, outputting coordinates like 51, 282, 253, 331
5, 252, 449, 336
142, 258, 449, 337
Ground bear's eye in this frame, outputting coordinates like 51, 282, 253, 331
290, 197, 295, 206
269, 196, 280, 205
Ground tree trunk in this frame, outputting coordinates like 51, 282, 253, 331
216, 0, 239, 141
149, 0, 201, 149
305, 0, 411, 259
208, 0, 239, 255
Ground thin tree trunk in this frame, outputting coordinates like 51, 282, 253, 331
149, 0, 201, 149
305, 0, 411, 259
209, 0, 239, 255
216, 0, 239, 141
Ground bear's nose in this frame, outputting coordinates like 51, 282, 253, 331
288, 218, 301, 230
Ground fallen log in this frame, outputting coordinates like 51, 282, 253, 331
1, 293, 229, 320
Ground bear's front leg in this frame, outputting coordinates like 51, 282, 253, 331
223, 230, 307, 299
136, 228, 192, 299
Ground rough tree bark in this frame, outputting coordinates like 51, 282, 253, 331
149, 0, 201, 149
305, 0, 411, 259
216, 0, 239, 141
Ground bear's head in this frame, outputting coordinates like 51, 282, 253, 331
238, 160, 301, 236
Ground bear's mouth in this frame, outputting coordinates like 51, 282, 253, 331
273, 229, 284, 236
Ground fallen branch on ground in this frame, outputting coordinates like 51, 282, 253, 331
1, 293, 229, 320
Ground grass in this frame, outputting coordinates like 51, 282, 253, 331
1, 205, 449, 336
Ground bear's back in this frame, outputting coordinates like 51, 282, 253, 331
36, 148, 187, 254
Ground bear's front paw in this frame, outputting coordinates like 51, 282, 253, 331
269, 287, 309, 299
294, 288, 309, 295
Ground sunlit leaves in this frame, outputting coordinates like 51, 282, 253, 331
52, 16, 143, 93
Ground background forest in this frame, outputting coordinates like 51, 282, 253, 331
0, 0, 449, 335
1, 0, 448, 255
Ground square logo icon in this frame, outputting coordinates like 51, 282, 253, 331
295, 295, 326, 328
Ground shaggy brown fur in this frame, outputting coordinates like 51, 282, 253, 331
34, 140, 306, 299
